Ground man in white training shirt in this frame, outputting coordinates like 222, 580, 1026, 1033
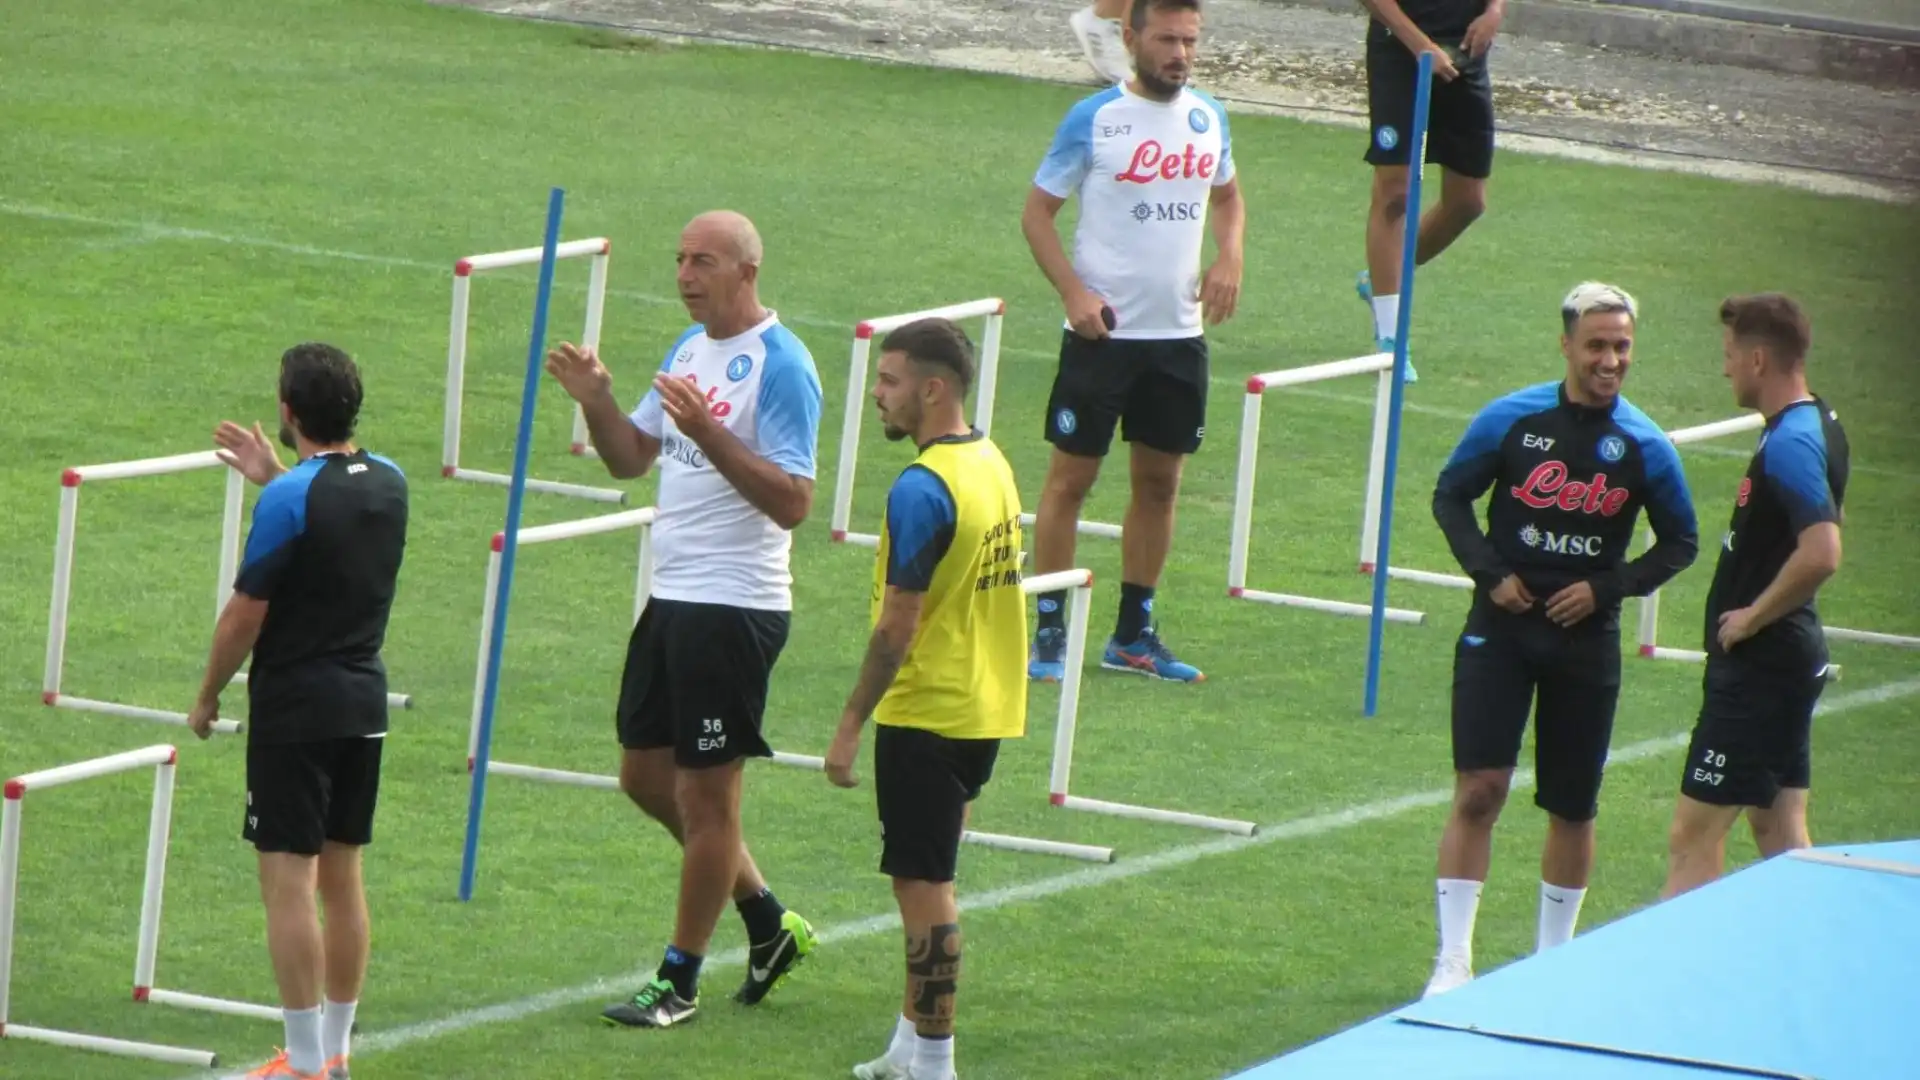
1022, 0, 1245, 685
546, 209, 825, 1031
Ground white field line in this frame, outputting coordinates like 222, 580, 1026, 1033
179, 675, 1920, 1079
4, 200, 1907, 478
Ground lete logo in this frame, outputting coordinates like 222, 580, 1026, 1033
1115, 140, 1218, 184
1510, 461, 1632, 516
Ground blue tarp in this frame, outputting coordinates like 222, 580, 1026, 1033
1233, 840, 1920, 1080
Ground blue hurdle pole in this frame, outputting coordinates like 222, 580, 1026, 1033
459, 187, 567, 901
1363, 51, 1435, 718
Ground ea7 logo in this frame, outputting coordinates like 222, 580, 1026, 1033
1522, 433, 1556, 452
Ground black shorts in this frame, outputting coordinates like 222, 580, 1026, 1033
1680, 657, 1827, 809
617, 597, 790, 769
1044, 330, 1208, 458
243, 736, 385, 856
1450, 597, 1621, 822
874, 724, 1001, 884
1363, 23, 1495, 180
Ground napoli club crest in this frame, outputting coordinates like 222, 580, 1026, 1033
1188, 107, 1210, 133
1375, 125, 1399, 151
1054, 408, 1078, 436
1598, 435, 1627, 463
726, 354, 754, 382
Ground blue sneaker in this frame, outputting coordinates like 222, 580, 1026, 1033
1382, 335, 1418, 384
1101, 627, 1204, 682
1359, 271, 1416, 383
1029, 627, 1066, 682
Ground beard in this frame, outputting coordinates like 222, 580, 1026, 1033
882, 422, 910, 442
1134, 64, 1186, 99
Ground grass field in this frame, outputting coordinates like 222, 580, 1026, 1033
3, 1, 1918, 1077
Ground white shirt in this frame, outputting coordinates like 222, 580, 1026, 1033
1033, 83, 1236, 340
628, 311, 823, 611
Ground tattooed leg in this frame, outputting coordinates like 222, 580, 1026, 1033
894, 879, 962, 1037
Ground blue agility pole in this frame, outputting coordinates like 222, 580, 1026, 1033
460, 186, 567, 901
1363, 51, 1435, 718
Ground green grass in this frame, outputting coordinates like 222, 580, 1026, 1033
2, 1, 1917, 1077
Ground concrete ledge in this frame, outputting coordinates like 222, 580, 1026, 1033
1263, 0, 1919, 89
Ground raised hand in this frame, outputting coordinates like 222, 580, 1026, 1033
213, 420, 286, 487
545, 342, 613, 404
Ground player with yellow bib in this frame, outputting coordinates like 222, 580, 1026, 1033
826, 317, 1027, 1080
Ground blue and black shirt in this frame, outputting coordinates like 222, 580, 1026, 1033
1703, 397, 1848, 666
235, 449, 409, 743
1432, 380, 1699, 618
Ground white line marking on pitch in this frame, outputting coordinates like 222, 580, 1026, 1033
177, 675, 1920, 1078
2, 200, 1909, 478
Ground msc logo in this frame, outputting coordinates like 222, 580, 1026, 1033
726, 354, 754, 382
1131, 200, 1204, 223
1188, 107, 1210, 133
662, 432, 708, 469
1520, 524, 1603, 556
1598, 435, 1627, 463
1522, 433, 1556, 453
1054, 408, 1078, 435
1375, 125, 1399, 151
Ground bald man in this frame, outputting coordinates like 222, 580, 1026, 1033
548, 209, 827, 1030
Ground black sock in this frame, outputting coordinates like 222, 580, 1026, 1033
1116, 582, 1154, 644
736, 886, 786, 944
1037, 590, 1068, 635
657, 944, 703, 1001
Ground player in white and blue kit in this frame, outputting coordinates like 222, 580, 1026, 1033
1020, 0, 1245, 684
546, 210, 826, 1031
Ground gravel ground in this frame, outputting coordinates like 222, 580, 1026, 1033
435, 0, 1919, 203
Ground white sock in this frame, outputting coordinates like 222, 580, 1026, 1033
1537, 882, 1588, 952
283, 1005, 325, 1075
884, 1013, 916, 1066
913, 1033, 956, 1078
322, 998, 357, 1064
1372, 293, 1400, 342
1436, 878, 1482, 960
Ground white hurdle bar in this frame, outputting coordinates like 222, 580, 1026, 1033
43, 452, 412, 736
1226, 353, 1427, 624
1633, 414, 1904, 665
466, 506, 658, 768
442, 236, 626, 504
1043, 571, 1258, 836
0, 745, 271, 1068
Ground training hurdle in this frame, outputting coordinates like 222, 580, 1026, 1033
463, 506, 1115, 863
43, 451, 413, 735
442, 236, 626, 504
1226, 351, 1427, 625
0, 745, 276, 1069
1045, 571, 1258, 836
826, 298, 1123, 548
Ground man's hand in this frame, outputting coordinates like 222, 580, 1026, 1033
1490, 574, 1534, 614
1065, 288, 1112, 341
1544, 581, 1597, 627
186, 694, 220, 741
825, 717, 862, 789
1199, 252, 1242, 326
653, 373, 723, 444
545, 342, 614, 404
1463, 5, 1503, 59
1717, 606, 1759, 652
213, 421, 286, 487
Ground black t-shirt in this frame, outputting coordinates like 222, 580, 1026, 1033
1432, 380, 1700, 619
1373, 0, 1488, 41
1703, 397, 1848, 669
235, 449, 409, 743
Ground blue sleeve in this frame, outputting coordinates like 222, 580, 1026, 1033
1764, 420, 1837, 534
1631, 423, 1699, 544
885, 466, 957, 592
755, 330, 824, 478
234, 466, 315, 599
1193, 89, 1235, 185
630, 325, 700, 438
1034, 92, 1113, 199
1434, 385, 1553, 500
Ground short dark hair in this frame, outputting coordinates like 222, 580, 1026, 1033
279, 342, 363, 444
1720, 293, 1811, 369
1131, 0, 1201, 33
879, 318, 975, 398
